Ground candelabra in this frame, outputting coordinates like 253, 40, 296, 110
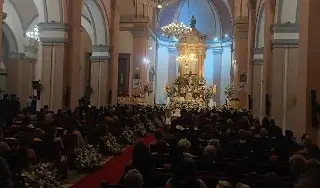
161, 22, 192, 38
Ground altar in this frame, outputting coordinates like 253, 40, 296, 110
164, 18, 217, 109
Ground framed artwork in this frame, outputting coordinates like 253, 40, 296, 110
133, 79, 141, 89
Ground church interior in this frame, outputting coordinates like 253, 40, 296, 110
1, 0, 320, 187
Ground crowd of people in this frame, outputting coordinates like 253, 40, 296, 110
0, 91, 320, 188
0, 93, 166, 188
122, 108, 320, 188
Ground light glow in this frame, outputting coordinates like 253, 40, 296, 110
26, 25, 39, 41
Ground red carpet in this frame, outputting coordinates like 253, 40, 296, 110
70, 134, 155, 188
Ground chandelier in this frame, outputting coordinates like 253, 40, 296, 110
26, 25, 39, 41
176, 53, 198, 68
137, 0, 172, 9
161, 22, 192, 38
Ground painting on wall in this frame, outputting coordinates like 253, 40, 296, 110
238, 73, 247, 91
133, 79, 141, 89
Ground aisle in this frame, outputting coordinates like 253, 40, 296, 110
70, 134, 155, 188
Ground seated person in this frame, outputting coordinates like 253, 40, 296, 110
132, 141, 154, 187
202, 145, 216, 162
165, 157, 207, 188
64, 122, 84, 147
0, 157, 14, 188
177, 139, 196, 158
17, 136, 37, 164
33, 128, 43, 142
216, 164, 250, 188
124, 169, 144, 188
0, 129, 10, 152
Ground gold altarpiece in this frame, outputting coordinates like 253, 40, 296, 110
176, 28, 207, 76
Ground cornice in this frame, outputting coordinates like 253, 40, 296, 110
92, 45, 109, 52
38, 22, 68, 32
120, 16, 149, 24
8, 52, 25, 60
272, 23, 299, 33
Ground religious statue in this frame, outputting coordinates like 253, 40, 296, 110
190, 16, 196, 28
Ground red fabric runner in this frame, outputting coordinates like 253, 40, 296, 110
70, 134, 155, 188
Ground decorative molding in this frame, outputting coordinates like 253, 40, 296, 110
24, 46, 38, 54
90, 56, 109, 62
272, 39, 299, 48
38, 22, 68, 32
8, 52, 25, 60
253, 48, 264, 63
168, 47, 177, 54
120, 16, 149, 24
253, 60, 263, 65
119, 53, 132, 59
92, 45, 109, 52
272, 23, 299, 33
213, 48, 223, 54
253, 48, 264, 54
40, 39, 68, 46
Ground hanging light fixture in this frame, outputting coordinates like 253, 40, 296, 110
26, 25, 40, 41
137, 0, 172, 9
161, 22, 192, 38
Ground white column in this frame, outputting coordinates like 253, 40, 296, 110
213, 48, 223, 105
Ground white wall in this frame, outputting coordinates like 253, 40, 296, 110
204, 49, 214, 86
278, 0, 299, 23
221, 46, 231, 103
156, 46, 169, 104
4, 0, 24, 52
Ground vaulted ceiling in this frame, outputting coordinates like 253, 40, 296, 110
158, 0, 233, 39
7, 0, 38, 31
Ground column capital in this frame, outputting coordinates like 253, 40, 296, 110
271, 23, 299, 48
38, 22, 68, 46
253, 48, 264, 64
213, 48, 223, 55
168, 47, 177, 54
8, 52, 25, 60
91, 45, 110, 62
24, 46, 38, 61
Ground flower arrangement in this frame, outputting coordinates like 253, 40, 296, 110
117, 95, 147, 105
100, 133, 122, 155
119, 127, 135, 144
134, 123, 147, 137
20, 163, 61, 188
225, 84, 235, 100
146, 120, 156, 132
75, 144, 103, 172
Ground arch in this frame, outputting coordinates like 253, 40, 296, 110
32, 0, 64, 22
3, 0, 25, 52
255, 2, 265, 48
158, 0, 232, 37
81, 0, 109, 45
2, 23, 19, 53
275, 0, 299, 24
